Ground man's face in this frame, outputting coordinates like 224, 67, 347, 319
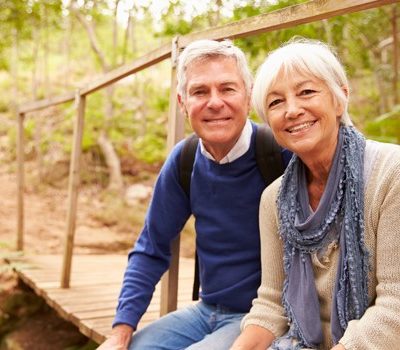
178, 56, 250, 161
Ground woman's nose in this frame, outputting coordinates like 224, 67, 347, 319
285, 97, 303, 119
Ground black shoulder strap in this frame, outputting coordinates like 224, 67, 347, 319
179, 133, 201, 300
255, 124, 285, 186
179, 133, 199, 197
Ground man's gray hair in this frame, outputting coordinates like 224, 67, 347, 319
177, 39, 253, 101
252, 38, 352, 126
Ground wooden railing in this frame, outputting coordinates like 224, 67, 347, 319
16, 0, 398, 317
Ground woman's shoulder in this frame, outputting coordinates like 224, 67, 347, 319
366, 140, 400, 169
365, 140, 400, 188
261, 175, 282, 203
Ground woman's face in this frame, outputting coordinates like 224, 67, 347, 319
265, 69, 343, 163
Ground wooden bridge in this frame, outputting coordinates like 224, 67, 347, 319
11, 0, 398, 345
8, 254, 195, 344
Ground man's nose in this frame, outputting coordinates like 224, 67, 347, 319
207, 90, 224, 110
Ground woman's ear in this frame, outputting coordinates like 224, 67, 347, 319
341, 85, 349, 98
336, 85, 349, 117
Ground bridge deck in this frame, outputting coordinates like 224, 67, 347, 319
8, 254, 195, 344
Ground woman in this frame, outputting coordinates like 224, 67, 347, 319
231, 39, 400, 350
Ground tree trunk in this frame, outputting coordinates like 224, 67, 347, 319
11, 28, 19, 109
97, 133, 123, 192
71, 1, 123, 192
392, 4, 398, 105
32, 25, 44, 181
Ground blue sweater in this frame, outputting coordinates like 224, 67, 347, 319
113, 122, 290, 329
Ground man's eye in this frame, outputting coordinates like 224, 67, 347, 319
193, 90, 205, 96
223, 87, 235, 92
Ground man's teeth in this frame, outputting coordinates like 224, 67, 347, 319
288, 121, 314, 133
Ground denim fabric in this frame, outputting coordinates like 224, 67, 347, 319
129, 301, 245, 350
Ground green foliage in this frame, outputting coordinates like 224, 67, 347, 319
364, 106, 400, 144
134, 133, 166, 164
0, 0, 397, 188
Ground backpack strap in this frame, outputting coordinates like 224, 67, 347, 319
179, 133, 200, 300
255, 124, 284, 185
179, 133, 199, 197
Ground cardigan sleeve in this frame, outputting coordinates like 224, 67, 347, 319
241, 179, 288, 337
340, 144, 400, 349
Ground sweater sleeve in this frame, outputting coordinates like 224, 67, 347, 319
340, 145, 400, 349
241, 179, 288, 337
113, 142, 192, 329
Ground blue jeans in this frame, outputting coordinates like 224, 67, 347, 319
129, 301, 245, 350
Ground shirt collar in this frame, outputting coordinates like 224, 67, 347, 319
199, 119, 252, 164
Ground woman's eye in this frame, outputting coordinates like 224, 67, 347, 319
300, 89, 315, 96
268, 99, 282, 108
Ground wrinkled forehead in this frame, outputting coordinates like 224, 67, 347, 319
186, 54, 237, 71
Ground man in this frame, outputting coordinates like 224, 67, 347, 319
98, 39, 291, 350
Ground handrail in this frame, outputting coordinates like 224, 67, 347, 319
179, 0, 397, 45
17, 0, 397, 115
18, 92, 76, 114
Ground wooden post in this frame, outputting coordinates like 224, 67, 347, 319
160, 36, 185, 316
16, 111, 25, 251
61, 91, 86, 288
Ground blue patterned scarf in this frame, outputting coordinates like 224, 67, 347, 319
272, 126, 369, 349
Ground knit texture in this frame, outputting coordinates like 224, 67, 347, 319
242, 140, 400, 349
114, 122, 287, 329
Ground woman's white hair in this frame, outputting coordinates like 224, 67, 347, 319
177, 39, 253, 101
252, 38, 352, 126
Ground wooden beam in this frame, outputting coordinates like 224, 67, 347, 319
80, 43, 171, 96
179, 0, 399, 47
160, 36, 185, 316
16, 112, 25, 251
61, 92, 86, 288
18, 92, 75, 115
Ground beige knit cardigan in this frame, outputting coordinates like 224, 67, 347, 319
242, 140, 400, 350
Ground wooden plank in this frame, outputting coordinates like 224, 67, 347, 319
18, 91, 75, 114
80, 43, 171, 95
179, 0, 398, 46
9, 255, 195, 345
61, 93, 86, 288
16, 112, 25, 251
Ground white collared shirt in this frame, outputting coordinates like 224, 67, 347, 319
199, 119, 252, 164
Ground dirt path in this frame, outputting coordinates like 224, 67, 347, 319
0, 169, 134, 255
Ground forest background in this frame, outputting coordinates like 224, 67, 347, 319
0, 0, 399, 348
1, 0, 399, 191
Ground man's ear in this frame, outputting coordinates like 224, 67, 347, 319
177, 94, 187, 116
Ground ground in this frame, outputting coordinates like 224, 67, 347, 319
0, 164, 194, 350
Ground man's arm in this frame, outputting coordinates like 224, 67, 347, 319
97, 324, 134, 350
105, 142, 192, 340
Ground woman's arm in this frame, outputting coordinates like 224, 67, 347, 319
340, 147, 400, 349
230, 325, 275, 350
